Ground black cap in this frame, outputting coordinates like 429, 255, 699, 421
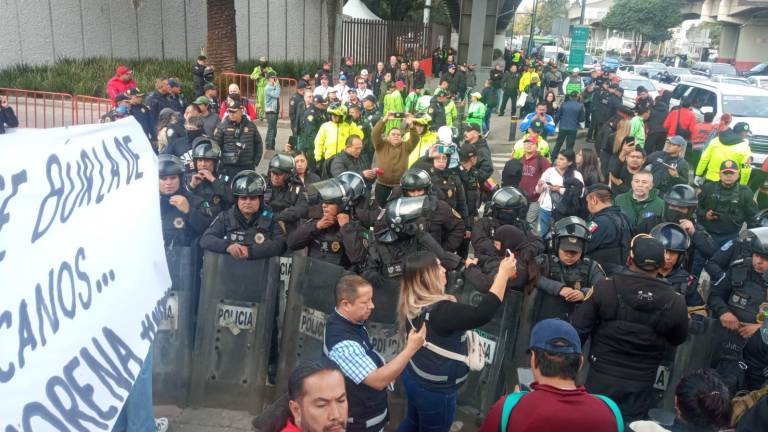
364, 94, 377, 104
464, 123, 481, 133
114, 93, 131, 103
458, 143, 477, 160
720, 159, 739, 173
630, 234, 665, 271
168, 78, 181, 88
226, 98, 243, 111
529, 120, 544, 133
733, 122, 751, 134
559, 236, 584, 253
313, 95, 326, 104
297, 80, 308, 89
125, 88, 143, 96
585, 183, 611, 195
203, 83, 216, 92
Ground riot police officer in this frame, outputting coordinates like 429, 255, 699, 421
584, 184, 634, 276
362, 196, 461, 288
427, 88, 447, 130
264, 153, 308, 234
708, 227, 768, 393
698, 160, 759, 247
471, 186, 543, 263
391, 168, 464, 252
126, 88, 155, 142
158, 154, 211, 247
286, 178, 367, 270
535, 217, 606, 321
187, 138, 232, 218
337, 171, 381, 229
360, 95, 381, 167
651, 223, 705, 310
572, 234, 689, 422
200, 170, 286, 259
412, 143, 468, 221
297, 95, 327, 172
636, 184, 717, 276
213, 98, 264, 179
706, 208, 768, 284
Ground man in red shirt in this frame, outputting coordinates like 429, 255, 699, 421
663, 97, 696, 138
512, 137, 550, 233
106, 65, 137, 101
478, 319, 623, 432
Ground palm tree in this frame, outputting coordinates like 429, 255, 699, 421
206, 0, 237, 73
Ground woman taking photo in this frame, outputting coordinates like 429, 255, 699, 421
396, 251, 517, 432
535, 149, 584, 236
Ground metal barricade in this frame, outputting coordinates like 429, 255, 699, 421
277, 77, 297, 120
153, 246, 200, 407
74, 95, 113, 125
189, 252, 280, 413
218, 73, 297, 119
0, 87, 74, 128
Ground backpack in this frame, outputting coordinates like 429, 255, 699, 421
730, 386, 768, 427
409, 315, 486, 371
499, 391, 624, 432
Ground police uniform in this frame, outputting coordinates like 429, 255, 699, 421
413, 157, 468, 221
265, 179, 308, 234
698, 162, 759, 243
158, 155, 213, 247
289, 87, 306, 136
286, 205, 366, 270
298, 104, 326, 170
427, 97, 446, 131
212, 99, 264, 178
585, 189, 633, 276
187, 173, 232, 218
708, 230, 768, 392
573, 236, 689, 422
129, 102, 155, 142
706, 236, 753, 285
199, 172, 286, 259
100, 110, 128, 123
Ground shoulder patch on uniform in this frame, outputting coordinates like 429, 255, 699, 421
588, 221, 598, 233
720, 240, 733, 251
173, 217, 185, 229
254, 232, 266, 244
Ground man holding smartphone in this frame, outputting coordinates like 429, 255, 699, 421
0, 96, 19, 134
698, 160, 759, 248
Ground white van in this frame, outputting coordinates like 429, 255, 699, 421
669, 81, 768, 167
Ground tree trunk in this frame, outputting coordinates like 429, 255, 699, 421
207, 0, 237, 73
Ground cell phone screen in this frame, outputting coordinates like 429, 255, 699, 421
517, 367, 534, 387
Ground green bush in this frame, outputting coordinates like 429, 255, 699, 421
0, 57, 324, 100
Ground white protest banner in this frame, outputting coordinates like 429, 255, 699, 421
0, 118, 171, 430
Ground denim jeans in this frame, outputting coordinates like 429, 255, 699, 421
539, 208, 553, 238
396, 369, 457, 432
112, 348, 154, 432
266, 112, 278, 150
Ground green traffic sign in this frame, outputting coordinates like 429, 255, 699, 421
568, 25, 590, 72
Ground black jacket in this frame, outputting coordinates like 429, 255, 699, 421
212, 117, 264, 172
0, 106, 19, 134
200, 205, 286, 259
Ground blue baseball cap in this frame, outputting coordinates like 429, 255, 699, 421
528, 319, 581, 354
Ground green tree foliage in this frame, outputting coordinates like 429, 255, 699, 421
602, 0, 684, 62
536, 0, 570, 35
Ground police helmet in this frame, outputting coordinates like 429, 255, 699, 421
748, 227, 768, 257
650, 222, 691, 252
553, 216, 589, 241
306, 178, 347, 205
755, 208, 768, 228
268, 153, 295, 175
158, 154, 185, 177
327, 102, 347, 117
337, 171, 366, 204
664, 184, 698, 208
191, 137, 222, 160
490, 187, 528, 213
413, 112, 432, 126
385, 196, 427, 228
400, 168, 432, 191
231, 170, 267, 197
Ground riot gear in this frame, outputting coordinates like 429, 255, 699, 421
663, 184, 698, 222
748, 226, 768, 256
159, 154, 185, 177
489, 187, 528, 221
755, 208, 768, 228
327, 102, 347, 119
268, 153, 295, 174
553, 216, 589, 251
337, 171, 366, 204
650, 223, 691, 253
232, 170, 267, 197
306, 178, 348, 206
191, 138, 222, 161
400, 168, 432, 191
379, 196, 428, 243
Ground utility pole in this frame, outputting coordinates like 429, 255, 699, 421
527, 0, 539, 54
423, 0, 432, 24
580, 0, 587, 25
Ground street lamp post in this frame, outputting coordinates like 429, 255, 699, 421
527, 0, 539, 54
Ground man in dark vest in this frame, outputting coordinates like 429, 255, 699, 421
584, 184, 634, 276
324, 275, 426, 432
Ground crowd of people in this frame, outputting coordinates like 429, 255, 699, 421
4, 48, 768, 432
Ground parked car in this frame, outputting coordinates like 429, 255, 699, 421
691, 62, 739, 77
601, 57, 620, 72
617, 64, 666, 78
643, 61, 668, 71
747, 76, 768, 90
669, 81, 768, 167
742, 62, 768, 77
618, 75, 659, 109
667, 67, 692, 77
710, 76, 752, 86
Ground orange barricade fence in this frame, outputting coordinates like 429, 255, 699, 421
218, 73, 298, 119
0, 88, 73, 129
74, 95, 113, 125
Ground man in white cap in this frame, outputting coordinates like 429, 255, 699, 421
563, 67, 584, 95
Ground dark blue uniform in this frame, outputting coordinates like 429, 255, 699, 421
130, 103, 155, 141
199, 205, 286, 259
585, 206, 633, 276
160, 190, 212, 247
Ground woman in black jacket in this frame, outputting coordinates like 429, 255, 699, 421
397, 250, 517, 432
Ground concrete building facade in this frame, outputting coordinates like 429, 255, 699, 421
0, 0, 331, 70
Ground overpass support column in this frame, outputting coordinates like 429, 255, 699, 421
718, 23, 739, 63
458, 0, 499, 67
734, 21, 768, 71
